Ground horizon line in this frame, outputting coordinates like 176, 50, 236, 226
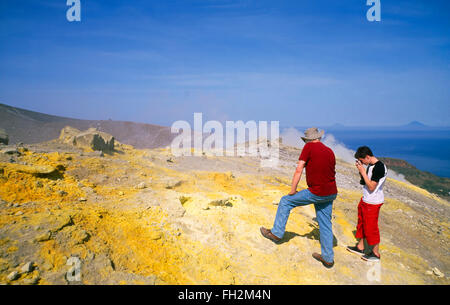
1, 102, 449, 130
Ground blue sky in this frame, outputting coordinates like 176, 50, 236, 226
0, 0, 449, 127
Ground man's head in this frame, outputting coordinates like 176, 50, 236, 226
301, 127, 324, 143
354, 146, 374, 165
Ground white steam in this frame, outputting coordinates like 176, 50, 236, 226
386, 170, 407, 183
322, 134, 356, 164
279, 127, 305, 149
280, 128, 355, 163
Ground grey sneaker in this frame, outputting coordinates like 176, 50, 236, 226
361, 252, 380, 262
346, 245, 365, 256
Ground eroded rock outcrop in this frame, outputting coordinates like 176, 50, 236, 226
59, 126, 115, 152
0, 163, 57, 176
0, 128, 8, 145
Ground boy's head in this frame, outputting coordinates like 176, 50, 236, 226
354, 146, 374, 165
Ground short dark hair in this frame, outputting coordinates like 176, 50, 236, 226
354, 146, 373, 159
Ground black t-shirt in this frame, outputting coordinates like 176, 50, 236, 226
360, 161, 386, 185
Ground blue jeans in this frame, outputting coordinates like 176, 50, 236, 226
271, 189, 337, 263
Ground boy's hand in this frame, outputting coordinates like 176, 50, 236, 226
355, 161, 365, 174
288, 190, 297, 196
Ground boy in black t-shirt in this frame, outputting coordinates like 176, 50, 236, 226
347, 146, 387, 262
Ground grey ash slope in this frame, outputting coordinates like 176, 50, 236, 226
0, 103, 176, 148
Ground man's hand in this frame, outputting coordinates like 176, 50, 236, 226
288, 160, 305, 196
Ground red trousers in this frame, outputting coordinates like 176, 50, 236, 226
355, 198, 383, 246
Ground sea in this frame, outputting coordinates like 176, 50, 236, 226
321, 129, 450, 178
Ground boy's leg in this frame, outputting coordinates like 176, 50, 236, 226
314, 200, 334, 263
355, 198, 365, 249
372, 244, 380, 257
271, 189, 314, 239
362, 203, 383, 256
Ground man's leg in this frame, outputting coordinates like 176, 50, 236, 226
314, 200, 334, 263
271, 189, 314, 239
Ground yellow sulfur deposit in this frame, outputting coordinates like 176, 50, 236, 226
0, 141, 448, 285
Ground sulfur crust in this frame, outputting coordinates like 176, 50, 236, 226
0, 145, 448, 285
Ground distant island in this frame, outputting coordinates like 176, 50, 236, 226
405, 121, 427, 128
290, 121, 450, 131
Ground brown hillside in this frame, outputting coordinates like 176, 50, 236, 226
0, 103, 176, 149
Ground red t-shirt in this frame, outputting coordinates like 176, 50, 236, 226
299, 142, 338, 196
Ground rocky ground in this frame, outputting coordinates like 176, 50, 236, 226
0, 137, 448, 285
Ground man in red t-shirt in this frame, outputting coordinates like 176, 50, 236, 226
260, 127, 338, 268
